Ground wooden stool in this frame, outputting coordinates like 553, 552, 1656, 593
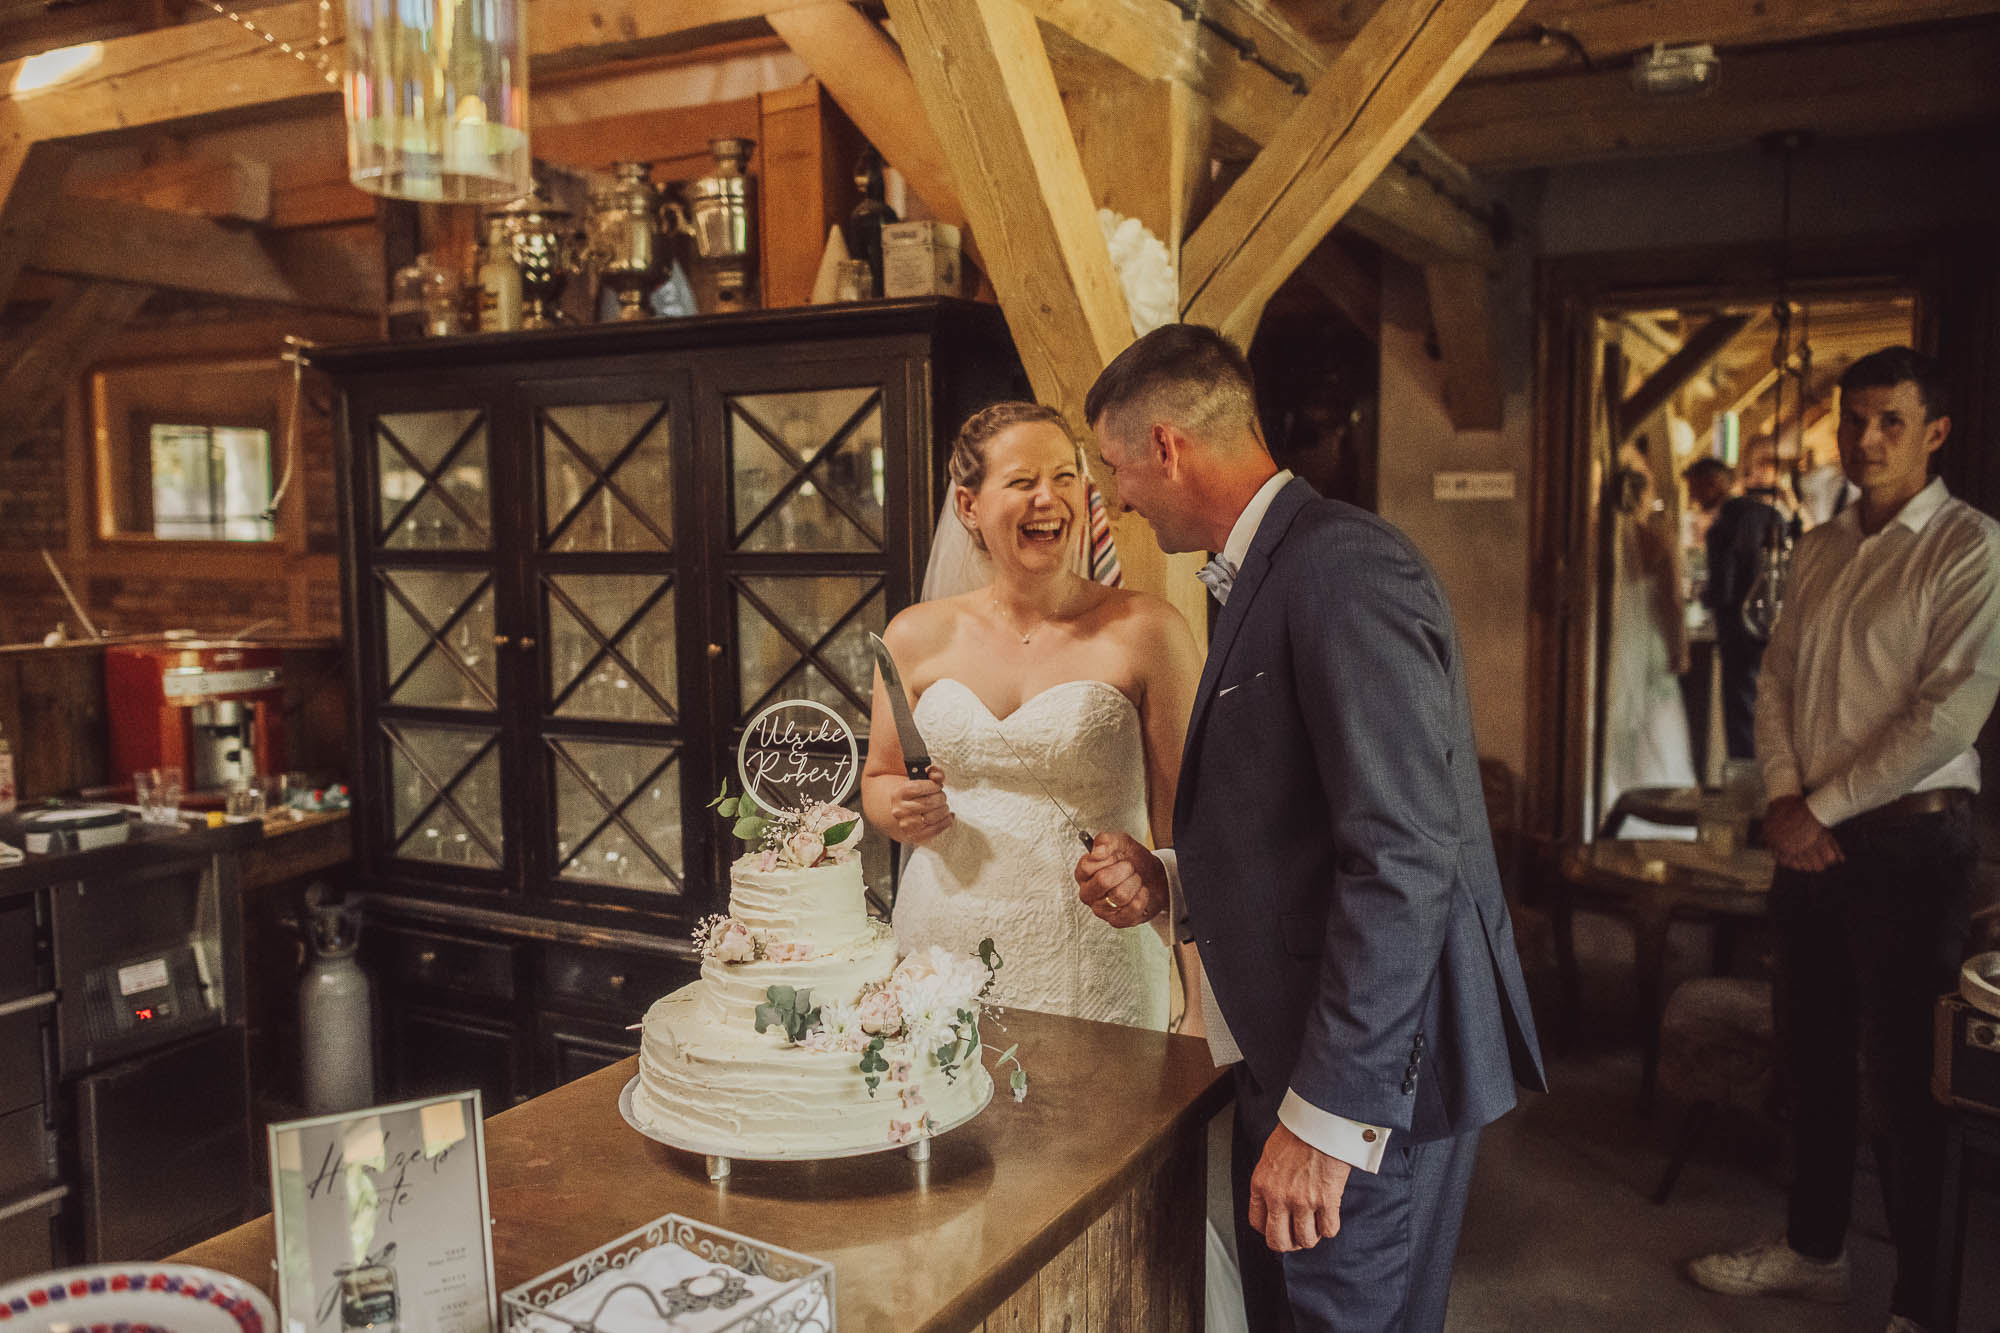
1654, 975, 1776, 1203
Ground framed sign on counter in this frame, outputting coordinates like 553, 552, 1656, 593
269, 1091, 498, 1333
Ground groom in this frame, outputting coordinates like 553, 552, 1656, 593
1074, 325, 1545, 1333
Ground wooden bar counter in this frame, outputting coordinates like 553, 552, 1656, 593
174, 1008, 1232, 1332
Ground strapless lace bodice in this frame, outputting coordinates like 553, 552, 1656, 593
892, 677, 1169, 1030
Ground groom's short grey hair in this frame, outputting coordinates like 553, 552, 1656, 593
1085, 324, 1260, 452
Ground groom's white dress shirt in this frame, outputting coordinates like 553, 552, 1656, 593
1158, 469, 1391, 1175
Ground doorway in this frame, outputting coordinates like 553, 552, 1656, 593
1529, 242, 1944, 841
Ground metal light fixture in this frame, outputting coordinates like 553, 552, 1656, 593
343, 0, 532, 203
1631, 42, 1719, 99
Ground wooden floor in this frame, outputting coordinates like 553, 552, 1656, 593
1447, 911, 2000, 1333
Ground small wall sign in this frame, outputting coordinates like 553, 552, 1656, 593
1433, 470, 1517, 501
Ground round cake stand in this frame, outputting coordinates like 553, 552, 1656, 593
618, 1074, 993, 1182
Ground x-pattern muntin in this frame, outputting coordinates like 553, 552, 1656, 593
385, 724, 504, 866
733, 576, 882, 721
380, 570, 499, 709
540, 404, 674, 552
730, 390, 884, 549
377, 413, 489, 546
549, 740, 682, 888
544, 575, 680, 723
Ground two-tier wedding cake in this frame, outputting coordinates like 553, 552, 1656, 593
630, 799, 998, 1156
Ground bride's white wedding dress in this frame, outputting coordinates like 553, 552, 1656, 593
893, 677, 1171, 1029
892, 678, 1248, 1333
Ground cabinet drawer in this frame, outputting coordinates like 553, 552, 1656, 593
0, 997, 52, 1117
0, 899, 40, 1004
377, 926, 517, 1003
0, 1103, 54, 1197
539, 945, 693, 1018
0, 1187, 62, 1281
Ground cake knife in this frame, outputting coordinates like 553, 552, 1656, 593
867, 632, 935, 781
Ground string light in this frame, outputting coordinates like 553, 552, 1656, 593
195, 0, 338, 86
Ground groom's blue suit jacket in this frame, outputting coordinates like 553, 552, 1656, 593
1175, 479, 1547, 1140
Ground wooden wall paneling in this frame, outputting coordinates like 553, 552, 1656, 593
1033, 1221, 1089, 1332
531, 97, 762, 171
880, 0, 1130, 420
1423, 260, 1503, 430
0, 282, 152, 455
1081, 1181, 1136, 1332
757, 80, 860, 310
4, 646, 108, 799
1180, 0, 1529, 346
268, 151, 376, 228
1427, 21, 2000, 168
766, 4, 967, 231
980, 1271, 1039, 1333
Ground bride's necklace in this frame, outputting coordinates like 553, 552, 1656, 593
990, 594, 1059, 645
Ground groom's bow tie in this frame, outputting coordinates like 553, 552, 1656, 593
1196, 554, 1239, 604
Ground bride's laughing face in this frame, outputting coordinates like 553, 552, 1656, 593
956, 421, 1084, 573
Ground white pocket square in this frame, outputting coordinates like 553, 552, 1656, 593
1217, 672, 1267, 698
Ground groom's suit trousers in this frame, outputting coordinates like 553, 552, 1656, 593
1230, 1070, 1480, 1333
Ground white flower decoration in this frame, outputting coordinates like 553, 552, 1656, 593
1098, 208, 1177, 336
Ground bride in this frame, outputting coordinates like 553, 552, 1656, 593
861, 401, 1203, 1029
862, 400, 1248, 1333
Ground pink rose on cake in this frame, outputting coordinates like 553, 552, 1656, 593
806, 802, 865, 855
763, 940, 813, 963
892, 944, 991, 1010
711, 918, 758, 963
856, 987, 904, 1035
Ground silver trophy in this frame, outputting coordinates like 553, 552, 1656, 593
668, 137, 758, 312
584, 162, 668, 322
490, 187, 579, 330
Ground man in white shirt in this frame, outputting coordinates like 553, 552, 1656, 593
1073, 325, 1544, 1333
1689, 347, 2000, 1333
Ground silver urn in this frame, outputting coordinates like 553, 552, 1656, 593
668, 137, 758, 312
584, 161, 668, 322
489, 187, 579, 330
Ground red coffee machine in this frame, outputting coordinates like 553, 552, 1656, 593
107, 640, 287, 795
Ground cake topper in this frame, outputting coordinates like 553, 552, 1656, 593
736, 698, 860, 810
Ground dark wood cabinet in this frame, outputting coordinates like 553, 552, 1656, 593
313, 300, 1025, 1102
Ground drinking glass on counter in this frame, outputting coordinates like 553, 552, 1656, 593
226, 775, 269, 819
134, 766, 184, 825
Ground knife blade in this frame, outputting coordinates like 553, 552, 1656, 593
980, 720, 1097, 853
867, 632, 933, 780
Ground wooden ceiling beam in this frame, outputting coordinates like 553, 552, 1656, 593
0, 279, 151, 455
1617, 313, 1750, 441
1181, 0, 1527, 346
1293, 234, 1381, 342
1427, 21, 2000, 168
67, 153, 272, 223
1024, 0, 1498, 266
879, 0, 1130, 420
765, 3, 965, 230
1424, 260, 1501, 430
31, 195, 379, 311
0, 143, 76, 318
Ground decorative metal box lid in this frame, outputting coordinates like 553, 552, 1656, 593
501, 1214, 832, 1333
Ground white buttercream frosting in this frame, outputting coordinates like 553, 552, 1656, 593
634, 853, 992, 1155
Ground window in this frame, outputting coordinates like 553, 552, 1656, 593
147, 423, 275, 541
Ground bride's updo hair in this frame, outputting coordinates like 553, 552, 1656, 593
949, 401, 1075, 491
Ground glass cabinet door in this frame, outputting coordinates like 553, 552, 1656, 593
532, 396, 692, 902
724, 386, 890, 732
361, 403, 513, 880
718, 375, 913, 907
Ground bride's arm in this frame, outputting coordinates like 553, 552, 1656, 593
861, 616, 952, 846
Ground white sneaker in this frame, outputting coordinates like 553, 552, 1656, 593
1686, 1238, 1850, 1302
1885, 1317, 1929, 1333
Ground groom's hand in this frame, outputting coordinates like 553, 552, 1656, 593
1248, 1122, 1351, 1252
1074, 832, 1167, 928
